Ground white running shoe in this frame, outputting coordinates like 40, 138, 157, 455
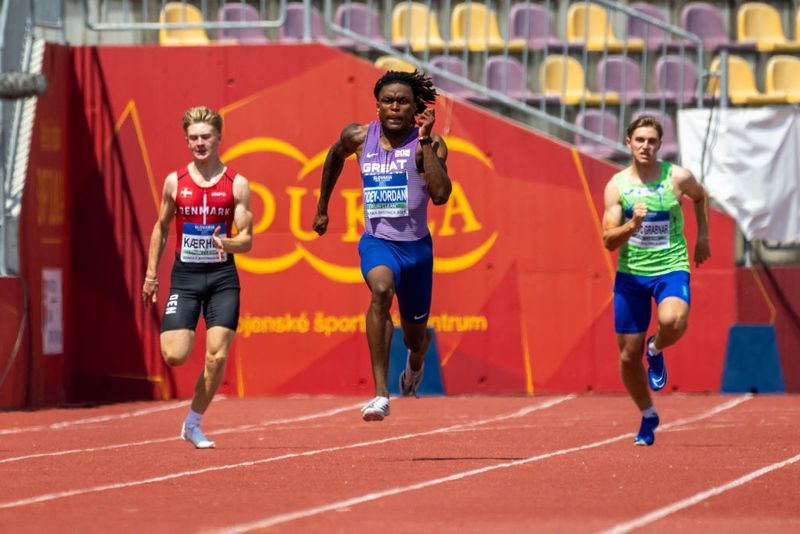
361, 396, 390, 422
181, 423, 216, 449
399, 360, 424, 398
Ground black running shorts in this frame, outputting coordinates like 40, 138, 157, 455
160, 254, 241, 332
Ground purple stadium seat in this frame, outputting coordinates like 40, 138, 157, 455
429, 55, 484, 103
654, 55, 700, 104
280, 3, 328, 43
628, 2, 676, 51
632, 109, 679, 160
484, 55, 553, 105
333, 3, 386, 51
597, 55, 659, 104
680, 2, 756, 52
217, 3, 268, 43
508, 3, 574, 51
575, 110, 628, 160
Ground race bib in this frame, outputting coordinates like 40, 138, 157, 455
181, 222, 227, 263
362, 171, 408, 219
628, 210, 670, 249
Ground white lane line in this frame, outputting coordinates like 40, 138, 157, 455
0, 400, 193, 435
204, 395, 753, 534
599, 452, 800, 534
0, 402, 364, 464
0, 396, 574, 509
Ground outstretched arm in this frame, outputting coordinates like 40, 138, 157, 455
674, 166, 711, 266
313, 123, 365, 236
601, 178, 647, 251
417, 108, 451, 205
143, 173, 178, 304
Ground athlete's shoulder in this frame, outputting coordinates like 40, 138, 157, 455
163, 170, 179, 188
341, 122, 368, 140
667, 162, 696, 185
607, 166, 631, 187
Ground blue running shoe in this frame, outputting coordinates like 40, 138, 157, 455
646, 335, 667, 391
634, 414, 660, 446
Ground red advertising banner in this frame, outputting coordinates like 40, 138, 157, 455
22, 43, 736, 403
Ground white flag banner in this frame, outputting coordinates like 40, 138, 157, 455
678, 107, 800, 242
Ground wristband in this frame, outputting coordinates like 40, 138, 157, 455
418, 135, 432, 144
144, 277, 158, 284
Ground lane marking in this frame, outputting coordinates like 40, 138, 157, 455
204, 396, 752, 534
0, 396, 574, 509
599, 451, 800, 534
0, 402, 363, 465
0, 400, 193, 436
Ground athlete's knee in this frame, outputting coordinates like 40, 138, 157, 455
369, 280, 395, 308
204, 350, 228, 372
660, 311, 688, 336
619, 351, 643, 367
162, 347, 189, 367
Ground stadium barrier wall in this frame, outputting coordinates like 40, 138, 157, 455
15, 42, 744, 404
0, 276, 28, 408
734, 267, 800, 392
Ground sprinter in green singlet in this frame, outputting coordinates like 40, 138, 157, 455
601, 115, 711, 446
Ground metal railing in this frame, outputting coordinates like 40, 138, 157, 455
83, 0, 289, 32
74, 1, 711, 158
1, 0, 50, 275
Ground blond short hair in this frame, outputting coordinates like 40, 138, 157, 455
182, 106, 223, 135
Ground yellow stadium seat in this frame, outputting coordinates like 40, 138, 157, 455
449, 3, 526, 52
797, 6, 800, 42
737, 2, 800, 52
374, 55, 416, 73
566, 3, 644, 53
539, 55, 620, 105
708, 55, 788, 105
765, 55, 800, 103
391, 2, 448, 53
160, 2, 210, 46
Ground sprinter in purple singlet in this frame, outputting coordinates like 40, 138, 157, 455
313, 71, 452, 421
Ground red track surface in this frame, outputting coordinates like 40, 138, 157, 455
0, 394, 798, 533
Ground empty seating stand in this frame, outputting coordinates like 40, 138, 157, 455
280, 3, 328, 43
217, 3, 268, 44
334, 2, 387, 52
450, 2, 526, 52
566, 3, 644, 53
391, 2, 447, 53
708, 54, 788, 105
679, 2, 756, 52
737, 2, 800, 52
160, 2, 210, 45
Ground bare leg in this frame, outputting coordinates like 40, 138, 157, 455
618, 332, 652, 411
400, 319, 431, 371
364, 266, 395, 398
652, 297, 690, 351
160, 329, 195, 367
190, 326, 235, 414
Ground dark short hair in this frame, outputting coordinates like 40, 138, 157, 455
373, 70, 437, 114
626, 115, 663, 140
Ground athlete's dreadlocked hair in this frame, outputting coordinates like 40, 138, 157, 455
373, 70, 437, 114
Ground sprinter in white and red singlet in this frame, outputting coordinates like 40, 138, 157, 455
142, 106, 253, 449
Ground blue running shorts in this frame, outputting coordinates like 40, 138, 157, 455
358, 232, 433, 324
613, 270, 690, 334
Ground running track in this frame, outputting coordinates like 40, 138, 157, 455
0, 395, 798, 533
